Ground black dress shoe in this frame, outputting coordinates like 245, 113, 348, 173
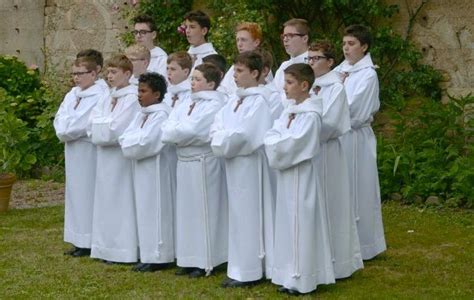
132, 263, 147, 271
221, 277, 235, 288
188, 268, 206, 278
224, 279, 261, 288
72, 248, 91, 257
277, 286, 302, 296
64, 246, 78, 256
134, 263, 173, 272
175, 267, 194, 276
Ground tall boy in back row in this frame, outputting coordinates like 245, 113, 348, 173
335, 24, 386, 260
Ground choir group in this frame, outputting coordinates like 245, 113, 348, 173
53, 10, 386, 295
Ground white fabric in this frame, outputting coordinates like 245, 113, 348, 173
90, 84, 141, 262
129, 75, 139, 86
119, 102, 176, 263
187, 42, 217, 72
218, 65, 274, 96
272, 51, 308, 105
147, 46, 168, 78
313, 70, 363, 278
95, 78, 110, 91
335, 53, 386, 260
163, 79, 191, 110
264, 96, 335, 293
261, 83, 284, 120
161, 90, 227, 273
210, 86, 275, 281
54, 84, 108, 248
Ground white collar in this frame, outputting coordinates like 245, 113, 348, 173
75, 83, 105, 98
236, 86, 267, 99
286, 95, 323, 114
150, 46, 167, 58
313, 70, 342, 87
141, 102, 170, 114
190, 90, 225, 102
110, 84, 138, 98
188, 43, 215, 55
337, 53, 376, 73
289, 50, 309, 63
168, 79, 191, 95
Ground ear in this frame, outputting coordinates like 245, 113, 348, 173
328, 58, 335, 69
201, 27, 209, 37
154, 90, 161, 102
206, 80, 216, 90
254, 39, 261, 48
184, 68, 190, 77
301, 80, 310, 91
361, 43, 369, 54
251, 69, 259, 80
151, 31, 157, 40
302, 35, 309, 44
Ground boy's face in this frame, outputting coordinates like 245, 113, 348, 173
167, 61, 190, 85
342, 35, 368, 65
127, 55, 149, 77
236, 30, 260, 53
307, 50, 333, 77
106, 67, 132, 89
284, 73, 308, 103
72, 65, 96, 90
134, 22, 156, 49
191, 70, 214, 93
138, 82, 160, 107
282, 25, 308, 57
185, 20, 207, 46
233, 63, 259, 88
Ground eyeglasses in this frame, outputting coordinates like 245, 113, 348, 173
132, 30, 153, 36
305, 55, 328, 63
71, 71, 93, 76
280, 33, 305, 40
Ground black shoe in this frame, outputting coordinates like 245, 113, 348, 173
72, 248, 91, 257
221, 277, 235, 288
134, 263, 173, 272
188, 268, 207, 278
132, 263, 147, 271
64, 246, 78, 256
175, 267, 194, 276
277, 286, 302, 296
224, 278, 261, 288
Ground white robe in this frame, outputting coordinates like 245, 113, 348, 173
53, 84, 108, 248
89, 84, 141, 263
187, 42, 217, 72
218, 65, 274, 96
119, 103, 176, 264
147, 46, 168, 78
162, 79, 191, 110
335, 53, 386, 260
264, 96, 335, 293
161, 90, 228, 273
272, 51, 308, 105
210, 86, 275, 282
312, 70, 363, 278
261, 83, 284, 120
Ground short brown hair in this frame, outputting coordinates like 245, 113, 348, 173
125, 44, 151, 61
284, 63, 315, 91
254, 48, 273, 70
195, 63, 222, 90
235, 22, 262, 42
74, 56, 98, 72
234, 51, 263, 81
344, 24, 372, 53
167, 51, 192, 71
106, 54, 133, 73
184, 10, 211, 39
133, 14, 156, 32
283, 18, 309, 36
76, 49, 103, 68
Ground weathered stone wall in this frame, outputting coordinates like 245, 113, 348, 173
0, 0, 472, 96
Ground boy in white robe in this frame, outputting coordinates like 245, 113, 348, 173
334, 25, 386, 260
163, 51, 192, 110
308, 41, 363, 278
219, 22, 273, 96
257, 48, 284, 120
76, 49, 109, 92
161, 63, 228, 278
264, 63, 335, 295
89, 55, 141, 263
183, 10, 217, 71
211, 51, 275, 288
54, 56, 109, 257
119, 73, 176, 272
272, 19, 310, 102
133, 15, 167, 78
125, 44, 150, 86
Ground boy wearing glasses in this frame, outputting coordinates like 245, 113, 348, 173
125, 44, 150, 86
272, 19, 309, 99
334, 25, 386, 261
54, 55, 109, 258
76, 49, 109, 91
308, 41, 363, 278
133, 15, 167, 79
183, 10, 217, 71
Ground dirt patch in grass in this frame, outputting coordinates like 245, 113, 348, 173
10, 180, 64, 209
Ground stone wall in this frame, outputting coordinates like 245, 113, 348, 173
0, 0, 472, 97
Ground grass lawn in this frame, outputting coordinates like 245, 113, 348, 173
0, 201, 473, 299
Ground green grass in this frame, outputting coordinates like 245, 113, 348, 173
0, 202, 473, 299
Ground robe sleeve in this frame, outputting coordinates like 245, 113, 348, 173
53, 91, 100, 142
264, 112, 321, 170
322, 84, 351, 140
211, 98, 273, 158
91, 95, 140, 146
348, 69, 380, 128
161, 100, 222, 146
119, 111, 169, 160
